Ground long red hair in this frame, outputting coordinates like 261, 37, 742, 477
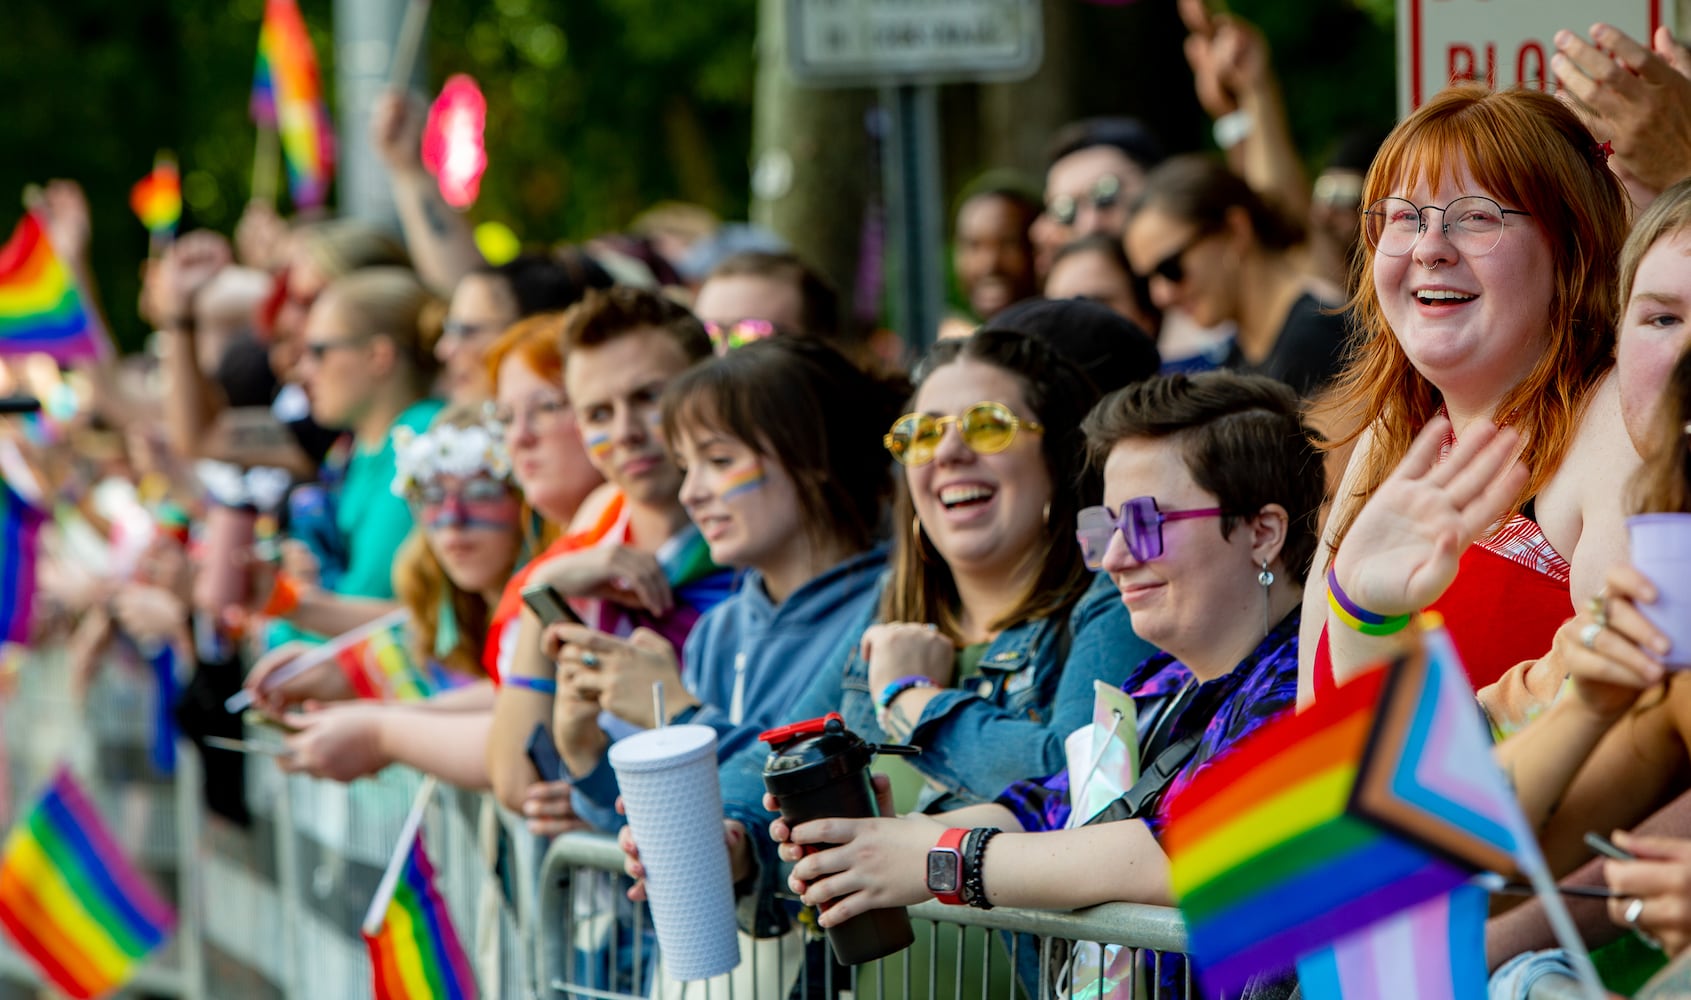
1326, 85, 1629, 553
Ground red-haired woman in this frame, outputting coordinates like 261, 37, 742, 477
1301, 85, 1634, 704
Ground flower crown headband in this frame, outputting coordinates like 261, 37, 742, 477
391, 420, 512, 500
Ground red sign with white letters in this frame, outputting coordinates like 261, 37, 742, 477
1401, 0, 1669, 113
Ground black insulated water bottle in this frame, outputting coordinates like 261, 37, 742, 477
760, 713, 917, 964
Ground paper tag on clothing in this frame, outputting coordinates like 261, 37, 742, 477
1064, 681, 1139, 830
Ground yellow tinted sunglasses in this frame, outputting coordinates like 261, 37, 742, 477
883, 401, 1044, 467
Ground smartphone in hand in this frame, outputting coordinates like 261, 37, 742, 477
1585, 831, 1638, 862
526, 721, 566, 783
522, 582, 584, 627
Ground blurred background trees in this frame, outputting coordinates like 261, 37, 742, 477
0, 0, 1392, 350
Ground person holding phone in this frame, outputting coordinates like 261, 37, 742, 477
540, 336, 903, 822
486, 288, 734, 832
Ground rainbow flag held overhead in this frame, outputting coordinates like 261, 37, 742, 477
251, 0, 334, 208
0, 475, 43, 645
0, 212, 107, 363
1163, 623, 1528, 995
128, 157, 182, 236
338, 617, 463, 703
0, 767, 176, 999
361, 832, 476, 1000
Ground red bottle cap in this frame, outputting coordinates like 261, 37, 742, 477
758, 712, 844, 748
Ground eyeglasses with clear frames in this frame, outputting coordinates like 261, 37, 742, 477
1362, 196, 1533, 258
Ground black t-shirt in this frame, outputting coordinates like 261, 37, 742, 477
1224, 292, 1352, 397
215, 337, 339, 466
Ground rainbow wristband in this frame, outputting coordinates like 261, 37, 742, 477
506, 675, 558, 696
1326, 567, 1413, 637
876, 675, 939, 710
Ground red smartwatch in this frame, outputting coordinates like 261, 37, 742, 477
926, 827, 969, 905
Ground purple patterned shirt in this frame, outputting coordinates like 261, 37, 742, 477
996, 610, 1301, 838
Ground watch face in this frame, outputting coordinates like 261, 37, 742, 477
926, 850, 960, 893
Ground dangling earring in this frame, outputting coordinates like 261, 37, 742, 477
912, 514, 929, 562
1257, 559, 1275, 636
1042, 501, 1051, 526
435, 592, 461, 660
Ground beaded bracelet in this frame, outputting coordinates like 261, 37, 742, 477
875, 675, 938, 711
961, 827, 999, 910
1326, 566, 1412, 637
506, 675, 558, 696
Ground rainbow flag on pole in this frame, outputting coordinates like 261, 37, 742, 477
1163, 623, 1527, 995
0, 767, 176, 999
0, 475, 43, 645
362, 829, 476, 1000
0, 212, 106, 363
337, 616, 463, 702
129, 157, 182, 236
251, 0, 334, 208
1296, 886, 1489, 1000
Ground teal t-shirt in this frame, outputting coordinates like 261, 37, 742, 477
268, 398, 444, 647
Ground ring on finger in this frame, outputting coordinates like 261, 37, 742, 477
1580, 621, 1605, 651
580, 651, 600, 668
1625, 897, 1645, 927
1587, 591, 1610, 629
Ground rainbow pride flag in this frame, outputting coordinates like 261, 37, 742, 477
0, 212, 106, 363
128, 157, 181, 236
0, 475, 42, 645
361, 833, 475, 1000
1163, 624, 1526, 995
337, 618, 462, 703
251, 0, 334, 208
0, 767, 175, 999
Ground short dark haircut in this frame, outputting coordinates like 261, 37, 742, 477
662, 337, 909, 556
954, 170, 1043, 222
708, 250, 843, 339
1046, 117, 1166, 174
472, 250, 613, 317
1134, 154, 1304, 251
1083, 372, 1326, 583
561, 286, 712, 363
885, 328, 1101, 638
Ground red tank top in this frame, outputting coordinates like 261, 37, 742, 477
1313, 526, 1573, 699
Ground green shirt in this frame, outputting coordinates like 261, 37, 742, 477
267, 398, 444, 648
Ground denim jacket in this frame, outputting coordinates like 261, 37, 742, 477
718, 571, 1155, 935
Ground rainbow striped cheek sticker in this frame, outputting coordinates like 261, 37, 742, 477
719, 464, 766, 501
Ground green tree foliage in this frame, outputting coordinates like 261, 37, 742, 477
0, 0, 754, 350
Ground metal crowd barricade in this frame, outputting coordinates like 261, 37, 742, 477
536, 831, 1209, 1000
0, 641, 206, 999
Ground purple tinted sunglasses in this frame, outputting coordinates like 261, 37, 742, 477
1075, 497, 1224, 569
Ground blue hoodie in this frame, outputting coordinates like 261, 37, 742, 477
570, 545, 888, 820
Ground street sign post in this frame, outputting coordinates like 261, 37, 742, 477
1399, 0, 1670, 114
787, 0, 1042, 351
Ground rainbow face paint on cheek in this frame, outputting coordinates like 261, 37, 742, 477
584, 431, 612, 462
719, 462, 767, 501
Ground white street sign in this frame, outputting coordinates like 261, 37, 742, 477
788, 0, 1042, 86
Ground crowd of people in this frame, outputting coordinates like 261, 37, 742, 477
12, 3, 1691, 997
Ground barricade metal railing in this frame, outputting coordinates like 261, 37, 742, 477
536, 830, 1208, 1000
0, 638, 1611, 1000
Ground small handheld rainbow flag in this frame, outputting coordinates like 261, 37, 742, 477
0, 767, 176, 999
337, 616, 464, 703
0, 212, 107, 363
361, 779, 476, 1000
128, 156, 181, 237
0, 475, 42, 645
1296, 886, 1489, 1000
1163, 624, 1528, 995
251, 0, 334, 208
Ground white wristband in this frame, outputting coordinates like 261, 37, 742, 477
1213, 110, 1255, 150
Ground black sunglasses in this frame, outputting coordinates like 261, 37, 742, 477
1141, 230, 1217, 285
